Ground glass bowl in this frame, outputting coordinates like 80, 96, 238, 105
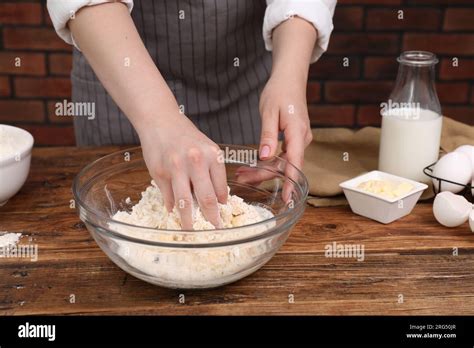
73, 145, 308, 289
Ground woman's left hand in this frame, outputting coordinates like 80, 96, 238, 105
238, 16, 317, 201
258, 72, 313, 170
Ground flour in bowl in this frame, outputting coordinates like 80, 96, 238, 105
113, 180, 273, 230
0, 126, 27, 159
109, 181, 278, 288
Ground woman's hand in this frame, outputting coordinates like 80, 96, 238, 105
255, 16, 317, 201
258, 16, 316, 171
69, 4, 227, 230
258, 72, 313, 170
250, 72, 312, 202
138, 114, 227, 230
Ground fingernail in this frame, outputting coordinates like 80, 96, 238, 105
260, 145, 270, 158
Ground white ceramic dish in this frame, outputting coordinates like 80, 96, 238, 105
0, 125, 34, 206
339, 170, 428, 224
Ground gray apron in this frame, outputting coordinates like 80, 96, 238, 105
71, 0, 272, 146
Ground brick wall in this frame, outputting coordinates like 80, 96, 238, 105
0, 1, 74, 145
0, 0, 473, 146
309, 0, 474, 128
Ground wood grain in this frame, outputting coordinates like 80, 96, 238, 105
0, 146, 473, 315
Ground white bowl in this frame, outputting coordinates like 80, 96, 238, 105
339, 171, 428, 224
0, 125, 34, 206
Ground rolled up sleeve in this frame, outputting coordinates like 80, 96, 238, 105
263, 0, 336, 63
46, 0, 134, 49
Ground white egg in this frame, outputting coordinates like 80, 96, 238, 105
432, 152, 472, 193
455, 145, 474, 174
454, 145, 474, 196
433, 191, 471, 227
470, 210, 474, 233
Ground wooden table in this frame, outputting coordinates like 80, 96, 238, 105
0, 146, 473, 315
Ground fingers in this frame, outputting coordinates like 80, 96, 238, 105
191, 169, 223, 229
282, 125, 306, 203
259, 108, 279, 160
284, 123, 306, 170
235, 165, 277, 186
171, 174, 194, 230
210, 158, 228, 204
155, 179, 174, 212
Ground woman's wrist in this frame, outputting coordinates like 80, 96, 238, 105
129, 89, 182, 136
270, 65, 308, 88
133, 109, 180, 138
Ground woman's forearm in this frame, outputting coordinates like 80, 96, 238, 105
257, 16, 317, 180
270, 16, 317, 82
68, 2, 178, 134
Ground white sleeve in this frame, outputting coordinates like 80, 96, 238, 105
264, 0, 336, 63
47, 0, 134, 49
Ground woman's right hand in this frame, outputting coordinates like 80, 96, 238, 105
68, 3, 227, 229
137, 113, 227, 230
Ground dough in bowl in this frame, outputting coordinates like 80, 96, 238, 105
109, 181, 276, 287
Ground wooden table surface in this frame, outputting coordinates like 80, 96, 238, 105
0, 146, 473, 315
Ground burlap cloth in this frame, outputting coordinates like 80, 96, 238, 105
301, 117, 474, 207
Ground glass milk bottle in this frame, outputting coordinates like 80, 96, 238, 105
378, 51, 442, 184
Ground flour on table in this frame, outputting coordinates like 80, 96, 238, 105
0, 232, 22, 248
109, 181, 276, 288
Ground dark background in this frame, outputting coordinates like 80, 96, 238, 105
0, 0, 473, 146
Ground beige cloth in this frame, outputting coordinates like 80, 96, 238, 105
303, 117, 474, 207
